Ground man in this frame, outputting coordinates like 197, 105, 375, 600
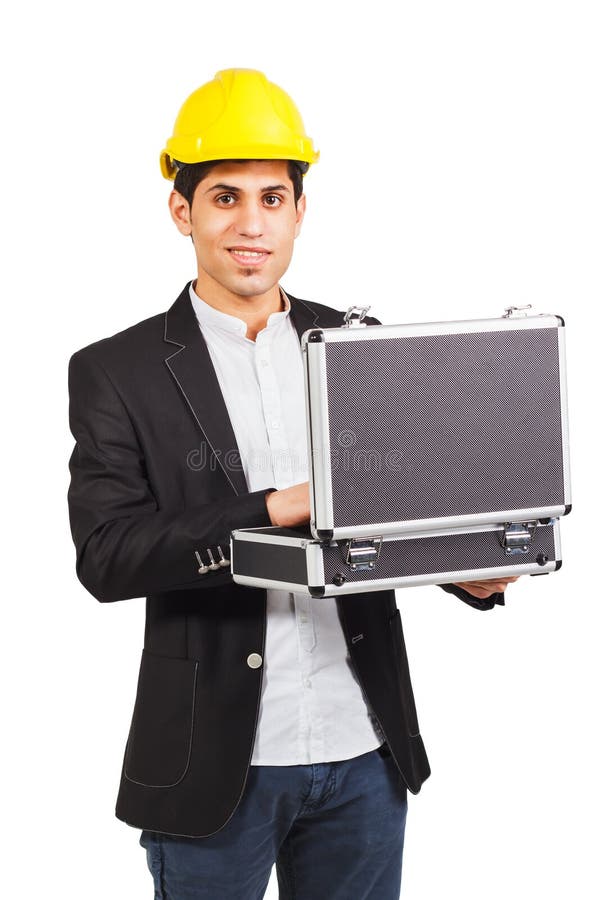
67, 69, 518, 899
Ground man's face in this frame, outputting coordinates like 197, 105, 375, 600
170, 160, 306, 303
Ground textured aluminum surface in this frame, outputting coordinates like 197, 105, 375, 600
321, 523, 556, 583
230, 521, 559, 596
304, 319, 568, 539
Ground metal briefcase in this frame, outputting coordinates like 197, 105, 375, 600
231, 305, 571, 597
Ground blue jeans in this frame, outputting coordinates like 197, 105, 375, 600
139, 744, 408, 899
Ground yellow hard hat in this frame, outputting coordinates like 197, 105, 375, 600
160, 68, 320, 180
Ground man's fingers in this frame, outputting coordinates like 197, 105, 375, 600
453, 575, 521, 599
464, 577, 519, 588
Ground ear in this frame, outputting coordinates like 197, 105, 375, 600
168, 189, 192, 237
294, 192, 306, 238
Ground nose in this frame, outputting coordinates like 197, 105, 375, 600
234, 200, 265, 238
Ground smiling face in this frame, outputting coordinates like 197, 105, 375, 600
169, 159, 306, 308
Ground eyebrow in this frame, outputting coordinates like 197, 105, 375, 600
205, 183, 290, 194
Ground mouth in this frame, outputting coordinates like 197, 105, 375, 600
227, 247, 271, 267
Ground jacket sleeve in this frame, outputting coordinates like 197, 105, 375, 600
365, 313, 505, 612
67, 348, 275, 603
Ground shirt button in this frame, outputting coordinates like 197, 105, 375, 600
271, 421, 280, 430
247, 652, 263, 669
304, 678, 312, 688
260, 359, 269, 367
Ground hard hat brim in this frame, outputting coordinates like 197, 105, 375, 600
160, 147, 318, 182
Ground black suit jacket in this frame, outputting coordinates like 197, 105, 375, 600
67, 282, 504, 838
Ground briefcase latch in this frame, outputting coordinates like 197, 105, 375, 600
343, 305, 371, 328
500, 521, 538, 555
343, 537, 383, 570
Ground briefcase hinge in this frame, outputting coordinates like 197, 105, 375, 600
500, 521, 538, 555
502, 304, 533, 319
343, 537, 383, 570
343, 305, 371, 328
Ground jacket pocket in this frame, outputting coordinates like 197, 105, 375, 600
124, 649, 198, 788
389, 609, 421, 738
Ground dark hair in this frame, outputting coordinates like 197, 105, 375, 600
173, 159, 306, 209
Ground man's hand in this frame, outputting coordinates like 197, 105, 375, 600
452, 576, 520, 599
266, 482, 311, 528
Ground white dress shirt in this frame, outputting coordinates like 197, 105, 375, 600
189, 282, 384, 765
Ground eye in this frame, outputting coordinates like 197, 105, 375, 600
216, 193, 236, 205
263, 194, 283, 207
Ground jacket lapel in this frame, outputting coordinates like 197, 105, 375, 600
163, 282, 327, 496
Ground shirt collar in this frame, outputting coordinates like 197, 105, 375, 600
188, 281, 291, 340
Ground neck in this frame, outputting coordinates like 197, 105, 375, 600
192, 278, 285, 341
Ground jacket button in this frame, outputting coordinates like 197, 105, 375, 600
246, 652, 263, 669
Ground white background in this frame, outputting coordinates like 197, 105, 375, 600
2, 1, 598, 898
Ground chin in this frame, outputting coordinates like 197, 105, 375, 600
230, 275, 277, 297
